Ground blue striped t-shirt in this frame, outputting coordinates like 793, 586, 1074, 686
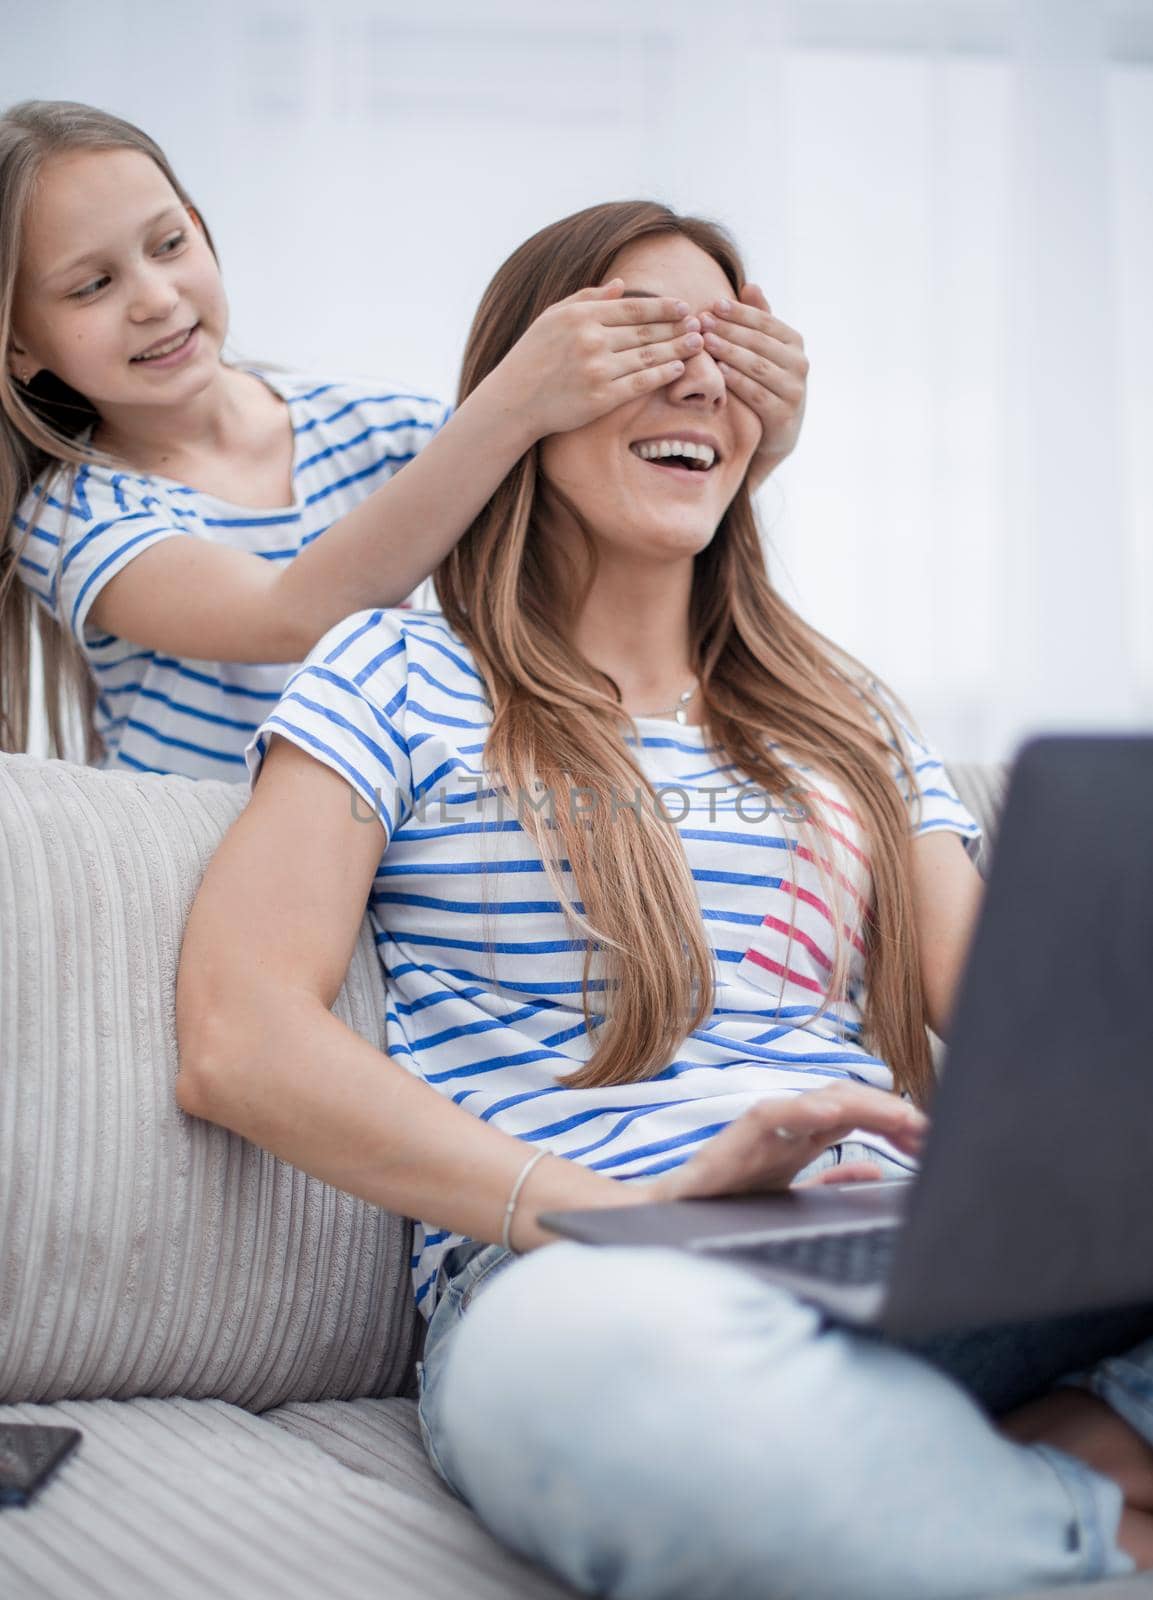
247, 607, 982, 1320
12, 369, 449, 780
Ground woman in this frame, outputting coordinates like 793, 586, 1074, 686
175, 201, 1153, 1596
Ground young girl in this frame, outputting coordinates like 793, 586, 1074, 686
175, 200, 1153, 1592
0, 99, 808, 780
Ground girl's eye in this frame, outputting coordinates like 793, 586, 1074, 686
70, 277, 108, 301
68, 232, 187, 300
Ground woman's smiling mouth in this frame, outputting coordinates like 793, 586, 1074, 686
629, 433, 720, 479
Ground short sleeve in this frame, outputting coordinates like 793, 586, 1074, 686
246, 609, 414, 848
12, 463, 184, 647
374, 391, 453, 467
397, 399, 451, 612
404, 396, 453, 465
863, 680, 983, 860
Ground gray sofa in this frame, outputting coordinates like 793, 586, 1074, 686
0, 752, 1146, 1600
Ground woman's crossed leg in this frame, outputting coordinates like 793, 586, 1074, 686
421, 1241, 1138, 1600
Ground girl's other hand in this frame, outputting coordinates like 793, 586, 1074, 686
488, 280, 703, 440
642, 1084, 927, 1203
701, 285, 809, 488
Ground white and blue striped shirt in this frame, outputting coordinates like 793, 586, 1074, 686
12, 369, 449, 780
248, 607, 982, 1321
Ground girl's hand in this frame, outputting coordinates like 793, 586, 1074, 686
640, 1084, 927, 1202
485, 280, 704, 442
700, 285, 809, 489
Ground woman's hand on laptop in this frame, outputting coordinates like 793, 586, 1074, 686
641, 1086, 928, 1202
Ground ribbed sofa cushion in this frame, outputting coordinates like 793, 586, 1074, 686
0, 1395, 580, 1600
0, 754, 418, 1408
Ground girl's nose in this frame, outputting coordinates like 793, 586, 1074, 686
128, 266, 181, 320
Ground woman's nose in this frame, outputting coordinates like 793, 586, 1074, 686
667, 342, 727, 407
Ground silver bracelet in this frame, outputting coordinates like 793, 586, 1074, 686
502, 1148, 549, 1254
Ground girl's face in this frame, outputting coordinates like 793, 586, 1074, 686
537, 233, 762, 571
7, 147, 228, 410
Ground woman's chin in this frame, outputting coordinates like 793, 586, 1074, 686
604, 523, 719, 565
594, 540, 719, 572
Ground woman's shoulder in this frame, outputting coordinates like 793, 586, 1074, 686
298, 606, 480, 694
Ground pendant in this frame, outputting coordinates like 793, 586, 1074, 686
675, 706, 688, 725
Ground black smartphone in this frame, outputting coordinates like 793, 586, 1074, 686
0, 1423, 82, 1507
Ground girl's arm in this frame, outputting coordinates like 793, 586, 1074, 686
174, 735, 634, 1250
89, 287, 703, 663
909, 830, 985, 1040
706, 285, 809, 491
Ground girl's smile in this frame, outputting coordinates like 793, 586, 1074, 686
129, 323, 201, 369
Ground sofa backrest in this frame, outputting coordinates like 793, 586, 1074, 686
941, 761, 1007, 883
0, 755, 417, 1408
0, 752, 1007, 1408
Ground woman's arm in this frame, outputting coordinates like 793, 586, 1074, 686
89, 287, 701, 662
175, 735, 632, 1250
909, 830, 985, 1040
176, 738, 929, 1239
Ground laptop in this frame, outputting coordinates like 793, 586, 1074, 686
539, 735, 1153, 1357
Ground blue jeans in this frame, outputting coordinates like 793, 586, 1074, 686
416, 1142, 1153, 1599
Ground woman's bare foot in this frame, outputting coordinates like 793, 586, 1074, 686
1118, 1507, 1153, 1567
998, 1388, 1153, 1568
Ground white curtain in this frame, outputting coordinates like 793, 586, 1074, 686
7, 0, 1150, 763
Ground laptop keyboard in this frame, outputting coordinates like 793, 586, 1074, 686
725, 1226, 899, 1286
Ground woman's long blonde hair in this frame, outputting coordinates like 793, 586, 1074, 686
437, 201, 934, 1104
0, 100, 223, 760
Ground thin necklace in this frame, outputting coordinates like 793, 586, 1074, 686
637, 678, 699, 725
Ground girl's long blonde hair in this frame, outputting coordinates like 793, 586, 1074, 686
0, 99, 222, 760
437, 201, 935, 1104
